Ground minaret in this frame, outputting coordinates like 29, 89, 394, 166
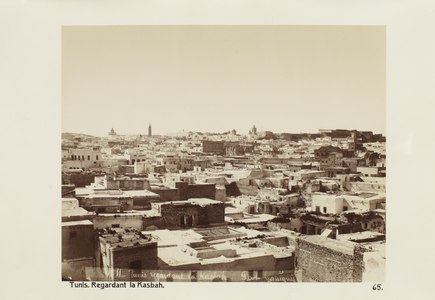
148, 123, 152, 137
252, 125, 257, 135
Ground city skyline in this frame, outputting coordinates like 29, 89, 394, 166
62, 125, 385, 138
62, 26, 385, 136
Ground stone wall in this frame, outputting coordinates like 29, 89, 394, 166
295, 237, 359, 282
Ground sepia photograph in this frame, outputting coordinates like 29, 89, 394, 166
2, 1, 435, 299
62, 25, 386, 282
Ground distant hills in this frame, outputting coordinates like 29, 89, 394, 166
62, 132, 97, 139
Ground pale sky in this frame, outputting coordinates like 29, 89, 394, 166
62, 26, 385, 136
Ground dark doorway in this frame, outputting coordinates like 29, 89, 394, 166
186, 215, 193, 227
180, 215, 186, 227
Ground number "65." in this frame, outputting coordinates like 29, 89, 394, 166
372, 283, 383, 291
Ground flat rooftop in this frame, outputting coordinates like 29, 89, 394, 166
62, 197, 78, 202
296, 170, 325, 174
193, 226, 244, 241
343, 192, 385, 201
225, 207, 244, 214
150, 186, 177, 191
235, 213, 277, 224
360, 241, 386, 254
85, 189, 160, 198
62, 207, 94, 218
299, 235, 355, 256
361, 177, 386, 184
160, 198, 221, 207
337, 231, 385, 242
62, 220, 93, 227
344, 192, 379, 199
157, 246, 201, 266
75, 187, 93, 196
96, 211, 144, 217
144, 229, 204, 247
228, 226, 265, 238
99, 229, 155, 248
156, 240, 275, 267
312, 192, 385, 201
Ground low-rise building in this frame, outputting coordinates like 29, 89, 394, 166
357, 166, 381, 177
140, 227, 295, 282
63, 147, 102, 171
62, 198, 95, 222
96, 228, 158, 280
93, 212, 144, 231
142, 198, 225, 230
311, 192, 385, 215
295, 235, 385, 282
62, 220, 95, 280
79, 189, 161, 212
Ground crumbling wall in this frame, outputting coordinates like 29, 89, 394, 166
295, 238, 357, 282
352, 245, 366, 282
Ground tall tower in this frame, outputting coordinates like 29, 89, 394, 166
251, 125, 257, 135
148, 123, 152, 137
